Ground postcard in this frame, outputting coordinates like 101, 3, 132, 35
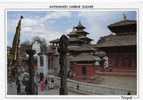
0, 1, 142, 100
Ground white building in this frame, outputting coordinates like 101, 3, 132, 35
32, 41, 48, 78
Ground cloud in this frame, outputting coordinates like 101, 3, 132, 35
7, 11, 136, 46
78, 11, 136, 42
41, 12, 72, 22
22, 18, 38, 27
7, 11, 73, 46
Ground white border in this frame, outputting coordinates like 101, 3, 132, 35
3, 4, 140, 100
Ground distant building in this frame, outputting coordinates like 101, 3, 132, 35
49, 16, 136, 79
94, 15, 136, 76
32, 40, 48, 78
48, 40, 60, 75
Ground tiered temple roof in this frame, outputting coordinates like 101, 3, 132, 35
96, 35, 136, 47
67, 22, 96, 62
49, 21, 96, 62
68, 44, 95, 52
67, 21, 92, 45
75, 21, 85, 30
108, 14, 136, 35
69, 53, 96, 62
95, 15, 136, 48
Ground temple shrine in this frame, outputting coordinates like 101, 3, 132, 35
49, 22, 96, 80
68, 22, 96, 80
94, 15, 136, 76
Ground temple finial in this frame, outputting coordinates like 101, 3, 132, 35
123, 13, 127, 20
20, 16, 24, 19
79, 20, 81, 25
75, 20, 85, 30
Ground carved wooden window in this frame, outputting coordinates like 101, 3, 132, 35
82, 66, 87, 75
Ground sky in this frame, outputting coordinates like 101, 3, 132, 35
7, 11, 136, 47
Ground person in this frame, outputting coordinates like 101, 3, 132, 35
51, 79, 54, 89
45, 78, 47, 85
39, 78, 46, 94
76, 83, 79, 90
34, 82, 38, 94
34, 75, 38, 94
103, 56, 109, 70
25, 86, 28, 94
100, 57, 105, 71
45, 77, 48, 89
127, 91, 131, 95
25, 81, 30, 94
16, 77, 21, 94
39, 73, 44, 83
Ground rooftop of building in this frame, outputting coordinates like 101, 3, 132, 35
95, 14, 136, 48
69, 53, 96, 62
95, 34, 136, 48
50, 21, 92, 45
108, 14, 136, 28
75, 21, 86, 30
68, 44, 95, 52
50, 38, 60, 43
108, 19, 136, 28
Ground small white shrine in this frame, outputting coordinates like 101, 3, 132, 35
32, 41, 48, 78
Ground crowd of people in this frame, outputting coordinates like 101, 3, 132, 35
16, 72, 55, 95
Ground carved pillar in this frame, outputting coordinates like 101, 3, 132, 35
58, 35, 68, 95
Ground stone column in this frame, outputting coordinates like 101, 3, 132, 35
37, 55, 40, 73
59, 35, 68, 95
43, 55, 48, 77
26, 49, 36, 94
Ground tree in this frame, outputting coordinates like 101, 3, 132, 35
32, 36, 47, 53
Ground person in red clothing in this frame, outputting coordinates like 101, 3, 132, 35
39, 73, 46, 94
40, 78, 46, 94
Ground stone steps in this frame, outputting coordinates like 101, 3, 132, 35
96, 71, 136, 76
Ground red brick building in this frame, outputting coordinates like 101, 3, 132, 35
49, 22, 96, 80
67, 22, 96, 80
94, 16, 136, 76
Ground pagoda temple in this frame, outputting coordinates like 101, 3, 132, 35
49, 22, 96, 80
67, 22, 96, 80
94, 15, 136, 76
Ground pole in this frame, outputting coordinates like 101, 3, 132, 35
58, 35, 68, 95
10, 16, 23, 94
26, 49, 36, 94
